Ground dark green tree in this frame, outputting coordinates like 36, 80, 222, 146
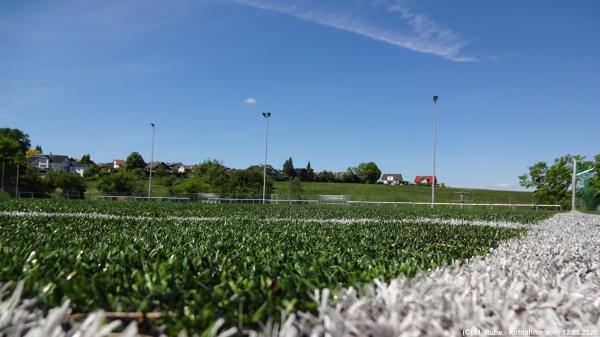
80, 154, 93, 164
172, 177, 212, 195
519, 154, 587, 208
317, 170, 336, 182
16, 167, 52, 195
355, 162, 382, 184
47, 171, 87, 198
342, 167, 361, 183
193, 160, 229, 192
97, 171, 141, 194
283, 157, 295, 178
0, 128, 30, 154
590, 154, 600, 202
0, 136, 25, 165
226, 168, 272, 196
125, 152, 146, 171
306, 161, 315, 182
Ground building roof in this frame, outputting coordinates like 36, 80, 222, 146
145, 162, 170, 170
48, 154, 69, 163
113, 159, 125, 165
381, 174, 403, 180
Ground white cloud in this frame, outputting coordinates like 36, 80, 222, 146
244, 97, 257, 105
231, 0, 477, 62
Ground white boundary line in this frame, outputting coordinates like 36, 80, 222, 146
0, 211, 529, 228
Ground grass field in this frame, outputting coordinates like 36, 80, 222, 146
273, 181, 533, 204
0, 199, 554, 335
84, 178, 533, 205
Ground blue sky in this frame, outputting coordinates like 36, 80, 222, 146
1, 0, 599, 190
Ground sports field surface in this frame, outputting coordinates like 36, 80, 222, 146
0, 199, 559, 336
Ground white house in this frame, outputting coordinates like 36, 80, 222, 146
47, 155, 70, 172
27, 154, 88, 176
380, 174, 404, 185
27, 154, 70, 172
113, 159, 125, 169
69, 160, 89, 177
169, 163, 194, 175
27, 154, 50, 170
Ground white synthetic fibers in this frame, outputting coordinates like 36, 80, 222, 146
0, 211, 526, 228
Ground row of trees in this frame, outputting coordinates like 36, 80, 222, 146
280, 157, 382, 184
519, 154, 600, 209
94, 157, 273, 196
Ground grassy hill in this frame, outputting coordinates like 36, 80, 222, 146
273, 182, 533, 204
85, 178, 533, 205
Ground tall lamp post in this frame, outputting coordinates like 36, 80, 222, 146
148, 123, 155, 198
431, 95, 438, 208
262, 112, 271, 204
572, 158, 577, 211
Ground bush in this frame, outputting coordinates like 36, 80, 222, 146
46, 172, 87, 198
97, 171, 142, 195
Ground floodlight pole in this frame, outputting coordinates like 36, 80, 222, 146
148, 123, 155, 198
431, 95, 438, 208
572, 158, 576, 212
262, 112, 271, 204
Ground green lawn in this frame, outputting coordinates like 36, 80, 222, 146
83, 178, 533, 205
274, 182, 533, 204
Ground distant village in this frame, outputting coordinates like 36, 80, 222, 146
26, 153, 443, 186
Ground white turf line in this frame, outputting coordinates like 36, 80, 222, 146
0, 211, 527, 228
2, 212, 598, 337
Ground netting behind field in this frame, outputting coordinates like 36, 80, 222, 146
581, 175, 599, 211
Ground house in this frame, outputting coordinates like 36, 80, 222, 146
27, 154, 70, 173
145, 162, 172, 175
415, 176, 438, 185
69, 159, 89, 177
169, 163, 194, 175
380, 174, 404, 185
112, 159, 126, 169
27, 154, 50, 171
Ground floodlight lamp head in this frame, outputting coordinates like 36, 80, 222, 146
262, 112, 271, 118
150, 123, 155, 128
433, 96, 439, 103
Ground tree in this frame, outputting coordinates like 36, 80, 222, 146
283, 157, 295, 178
0, 136, 25, 165
26, 148, 42, 158
355, 162, 382, 184
80, 154, 93, 164
289, 177, 304, 199
0, 128, 30, 154
125, 152, 146, 171
342, 167, 361, 183
47, 171, 87, 198
193, 160, 229, 192
16, 167, 52, 195
317, 170, 336, 182
226, 168, 273, 196
172, 177, 212, 195
590, 154, 600, 201
97, 171, 141, 194
519, 154, 587, 208
306, 161, 315, 182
